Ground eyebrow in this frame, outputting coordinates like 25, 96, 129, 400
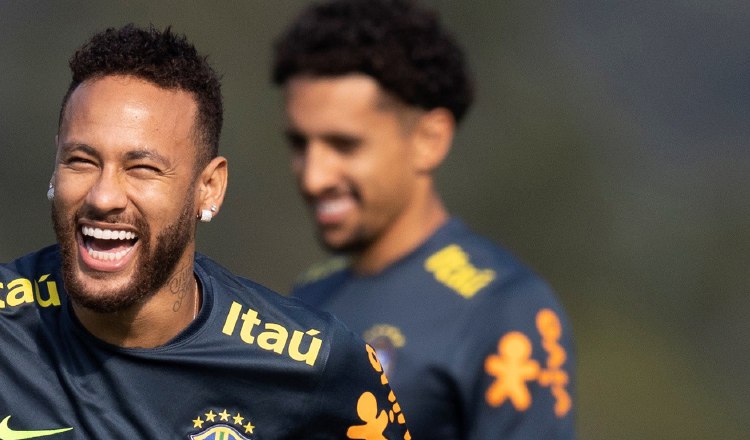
60, 142, 97, 157
284, 129, 361, 145
124, 149, 171, 166
59, 143, 171, 166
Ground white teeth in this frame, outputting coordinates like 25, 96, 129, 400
86, 245, 133, 262
82, 226, 137, 241
317, 199, 352, 215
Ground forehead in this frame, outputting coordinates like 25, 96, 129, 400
59, 75, 198, 157
284, 74, 391, 129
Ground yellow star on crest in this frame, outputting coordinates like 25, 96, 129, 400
244, 421, 255, 434
233, 413, 244, 425
204, 410, 217, 422
192, 417, 204, 429
219, 409, 231, 421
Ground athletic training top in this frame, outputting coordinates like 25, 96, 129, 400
293, 218, 575, 439
0, 245, 410, 440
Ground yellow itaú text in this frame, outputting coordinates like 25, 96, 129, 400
425, 245, 496, 299
0, 274, 62, 308
222, 301, 323, 366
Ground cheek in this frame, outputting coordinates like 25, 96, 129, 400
146, 189, 188, 213
358, 151, 411, 190
55, 176, 93, 207
129, 182, 193, 221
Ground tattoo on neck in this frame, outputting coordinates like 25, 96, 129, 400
169, 263, 194, 312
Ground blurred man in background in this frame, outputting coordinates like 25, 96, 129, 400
0, 23, 410, 439
273, 0, 575, 438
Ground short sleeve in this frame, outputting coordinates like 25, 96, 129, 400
456, 273, 576, 439
304, 318, 412, 440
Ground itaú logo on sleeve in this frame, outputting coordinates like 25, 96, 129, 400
221, 301, 324, 366
0, 275, 62, 309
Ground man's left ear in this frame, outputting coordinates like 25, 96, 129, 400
413, 108, 455, 173
197, 156, 228, 221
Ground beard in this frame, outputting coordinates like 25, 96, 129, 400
52, 196, 195, 314
317, 223, 372, 255
307, 186, 375, 255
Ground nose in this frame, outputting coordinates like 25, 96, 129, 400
85, 168, 128, 214
295, 142, 339, 196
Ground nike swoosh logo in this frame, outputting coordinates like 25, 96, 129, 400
0, 416, 72, 440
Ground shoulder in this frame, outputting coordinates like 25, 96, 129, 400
430, 221, 574, 361
1, 245, 60, 279
421, 220, 535, 301
290, 257, 350, 304
195, 253, 360, 365
303, 315, 412, 437
193, 256, 409, 435
195, 252, 336, 326
295, 256, 349, 287
435, 224, 570, 337
1, 245, 62, 303
0, 246, 63, 327
432, 230, 576, 432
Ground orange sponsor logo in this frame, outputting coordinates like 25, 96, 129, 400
484, 309, 571, 417
346, 345, 411, 440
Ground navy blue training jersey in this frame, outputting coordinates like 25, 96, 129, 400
0, 245, 411, 440
293, 219, 575, 439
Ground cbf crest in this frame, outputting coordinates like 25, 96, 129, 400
362, 324, 405, 378
191, 424, 251, 440
190, 408, 256, 439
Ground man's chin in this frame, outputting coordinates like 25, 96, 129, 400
318, 230, 348, 252
65, 271, 142, 313
318, 230, 368, 255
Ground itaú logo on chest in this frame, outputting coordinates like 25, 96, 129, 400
222, 302, 323, 366
425, 244, 496, 299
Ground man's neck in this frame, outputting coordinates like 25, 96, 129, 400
352, 192, 449, 275
72, 262, 200, 349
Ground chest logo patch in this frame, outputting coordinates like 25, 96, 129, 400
484, 309, 572, 417
190, 424, 250, 440
191, 408, 255, 439
362, 324, 405, 378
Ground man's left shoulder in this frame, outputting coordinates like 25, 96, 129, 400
421, 226, 532, 302
423, 228, 571, 335
195, 253, 343, 364
1, 245, 60, 278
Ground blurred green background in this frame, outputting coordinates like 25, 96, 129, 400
1, 1, 747, 438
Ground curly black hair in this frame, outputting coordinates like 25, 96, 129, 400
272, 0, 474, 123
59, 24, 223, 170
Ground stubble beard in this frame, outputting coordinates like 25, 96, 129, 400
308, 185, 374, 255
52, 197, 196, 314
318, 223, 372, 256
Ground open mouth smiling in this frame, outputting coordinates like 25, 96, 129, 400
81, 226, 139, 262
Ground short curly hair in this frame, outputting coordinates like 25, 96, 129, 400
272, 0, 474, 123
59, 24, 223, 170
